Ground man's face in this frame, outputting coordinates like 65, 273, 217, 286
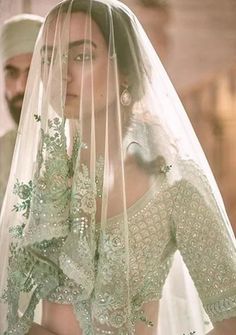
4, 53, 32, 125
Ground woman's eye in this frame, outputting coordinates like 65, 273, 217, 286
41, 53, 55, 66
41, 55, 53, 66
74, 53, 93, 62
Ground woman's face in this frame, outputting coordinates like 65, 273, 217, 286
42, 11, 118, 119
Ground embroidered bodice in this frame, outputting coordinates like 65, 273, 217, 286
4, 175, 236, 334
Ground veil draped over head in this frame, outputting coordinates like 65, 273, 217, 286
0, 1, 236, 334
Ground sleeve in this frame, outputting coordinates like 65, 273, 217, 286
171, 175, 236, 324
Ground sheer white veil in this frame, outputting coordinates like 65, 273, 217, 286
0, 1, 235, 334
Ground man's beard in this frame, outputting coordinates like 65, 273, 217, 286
5, 94, 24, 125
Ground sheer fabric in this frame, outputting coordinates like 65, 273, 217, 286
0, 1, 236, 334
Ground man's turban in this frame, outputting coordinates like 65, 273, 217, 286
0, 14, 44, 64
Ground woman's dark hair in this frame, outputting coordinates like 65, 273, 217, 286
48, 0, 147, 102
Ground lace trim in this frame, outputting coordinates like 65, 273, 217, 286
205, 294, 236, 323
59, 251, 94, 300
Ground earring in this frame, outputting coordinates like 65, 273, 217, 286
120, 87, 132, 106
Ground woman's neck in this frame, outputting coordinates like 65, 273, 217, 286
79, 103, 128, 168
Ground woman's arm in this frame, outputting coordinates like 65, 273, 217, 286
171, 174, 236, 333
207, 317, 236, 335
41, 300, 83, 335
27, 323, 57, 335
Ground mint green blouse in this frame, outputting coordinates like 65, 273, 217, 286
4, 169, 236, 335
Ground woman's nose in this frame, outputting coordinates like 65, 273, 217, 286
67, 70, 73, 83
63, 62, 73, 83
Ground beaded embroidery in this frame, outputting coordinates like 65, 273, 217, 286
2, 124, 236, 335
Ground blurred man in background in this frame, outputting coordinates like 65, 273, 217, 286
0, 14, 44, 209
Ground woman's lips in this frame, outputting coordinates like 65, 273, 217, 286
66, 94, 77, 98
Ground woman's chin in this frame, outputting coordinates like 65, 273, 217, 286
63, 105, 79, 119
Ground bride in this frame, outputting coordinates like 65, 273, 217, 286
0, 1, 236, 334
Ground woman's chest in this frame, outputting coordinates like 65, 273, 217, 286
96, 191, 176, 291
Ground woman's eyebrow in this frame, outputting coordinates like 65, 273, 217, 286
68, 39, 97, 49
40, 45, 54, 55
40, 40, 97, 54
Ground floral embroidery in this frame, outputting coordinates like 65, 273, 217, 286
33, 114, 41, 122
3, 138, 236, 335
12, 180, 34, 218
9, 180, 34, 239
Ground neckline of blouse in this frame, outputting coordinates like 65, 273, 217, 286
103, 172, 167, 225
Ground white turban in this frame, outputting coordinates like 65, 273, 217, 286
0, 14, 44, 64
